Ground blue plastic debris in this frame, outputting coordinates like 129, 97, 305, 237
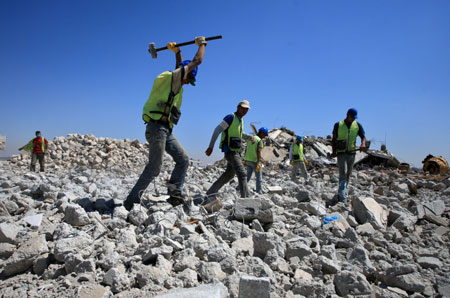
322, 215, 339, 225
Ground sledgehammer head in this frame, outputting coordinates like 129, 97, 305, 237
148, 43, 157, 59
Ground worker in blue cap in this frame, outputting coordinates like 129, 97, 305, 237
124, 36, 207, 211
289, 135, 308, 183
331, 108, 366, 204
243, 127, 269, 194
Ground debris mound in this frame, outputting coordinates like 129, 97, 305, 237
0, 133, 449, 297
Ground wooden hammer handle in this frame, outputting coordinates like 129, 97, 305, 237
156, 35, 222, 52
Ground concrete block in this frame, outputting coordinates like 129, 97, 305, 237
352, 197, 388, 228
238, 275, 270, 298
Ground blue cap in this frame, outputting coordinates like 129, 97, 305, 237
347, 108, 358, 119
258, 127, 269, 136
178, 60, 198, 86
296, 135, 303, 142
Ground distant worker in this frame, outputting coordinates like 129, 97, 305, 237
19, 131, 48, 172
205, 100, 252, 200
331, 108, 366, 203
243, 127, 268, 194
123, 36, 207, 211
289, 135, 308, 183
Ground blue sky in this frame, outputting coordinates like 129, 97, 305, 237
1, 0, 449, 167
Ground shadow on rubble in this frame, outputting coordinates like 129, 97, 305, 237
73, 197, 119, 215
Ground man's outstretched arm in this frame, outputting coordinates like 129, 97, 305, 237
186, 36, 206, 73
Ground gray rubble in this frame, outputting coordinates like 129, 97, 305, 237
0, 132, 448, 297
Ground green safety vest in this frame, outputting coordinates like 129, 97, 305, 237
24, 137, 46, 153
244, 135, 264, 162
292, 143, 304, 162
220, 113, 244, 152
337, 120, 359, 153
142, 71, 183, 129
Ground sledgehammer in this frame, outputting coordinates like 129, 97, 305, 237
148, 35, 222, 59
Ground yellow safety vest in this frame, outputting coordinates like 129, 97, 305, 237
337, 120, 359, 153
220, 113, 244, 152
292, 143, 304, 162
142, 71, 183, 129
244, 135, 263, 162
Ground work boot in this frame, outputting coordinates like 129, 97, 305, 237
201, 195, 223, 213
123, 197, 140, 211
167, 189, 187, 207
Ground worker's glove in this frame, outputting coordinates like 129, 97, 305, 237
304, 159, 308, 166
167, 42, 180, 53
195, 36, 207, 46
255, 164, 261, 172
243, 160, 247, 167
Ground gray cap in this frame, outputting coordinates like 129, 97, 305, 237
238, 100, 251, 109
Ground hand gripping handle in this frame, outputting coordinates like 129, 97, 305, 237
155, 35, 222, 52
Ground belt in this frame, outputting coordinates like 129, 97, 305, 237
149, 117, 169, 125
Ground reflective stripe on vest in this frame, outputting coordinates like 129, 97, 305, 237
293, 143, 304, 162
142, 71, 183, 128
41, 137, 46, 153
337, 120, 359, 153
220, 113, 244, 152
244, 135, 263, 162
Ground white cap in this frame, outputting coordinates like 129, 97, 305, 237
238, 100, 250, 109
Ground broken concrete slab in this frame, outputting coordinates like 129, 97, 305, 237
417, 257, 442, 269
238, 276, 270, 298
1, 234, 48, 277
311, 142, 332, 157
352, 197, 388, 228
77, 284, 110, 298
423, 199, 446, 216
155, 282, 229, 298
234, 198, 274, 223
266, 185, 283, 194
0, 222, 20, 244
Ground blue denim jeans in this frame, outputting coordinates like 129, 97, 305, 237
337, 153, 355, 202
125, 122, 189, 208
246, 161, 262, 194
206, 151, 249, 198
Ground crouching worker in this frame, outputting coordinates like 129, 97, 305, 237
243, 127, 268, 194
124, 36, 207, 211
290, 135, 308, 183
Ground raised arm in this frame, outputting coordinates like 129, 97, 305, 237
186, 36, 206, 73
167, 42, 183, 68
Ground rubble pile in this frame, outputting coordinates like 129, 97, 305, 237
0, 136, 5, 151
0, 133, 449, 297
11, 134, 150, 174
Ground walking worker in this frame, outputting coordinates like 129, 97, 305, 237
123, 36, 207, 211
19, 131, 48, 172
331, 108, 366, 203
289, 135, 308, 182
243, 127, 268, 194
205, 100, 252, 199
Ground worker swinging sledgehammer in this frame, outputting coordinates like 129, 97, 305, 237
123, 36, 207, 211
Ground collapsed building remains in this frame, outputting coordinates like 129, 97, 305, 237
0, 132, 448, 297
